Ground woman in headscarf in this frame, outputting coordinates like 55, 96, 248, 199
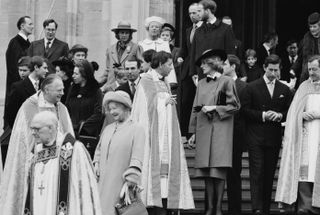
93, 90, 145, 215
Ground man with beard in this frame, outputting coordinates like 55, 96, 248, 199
189, 0, 236, 80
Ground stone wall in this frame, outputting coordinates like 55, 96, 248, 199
0, 0, 175, 101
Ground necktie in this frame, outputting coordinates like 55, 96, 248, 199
44, 41, 51, 57
130, 82, 136, 95
190, 25, 197, 43
267, 81, 274, 97
291, 56, 295, 64
34, 80, 39, 91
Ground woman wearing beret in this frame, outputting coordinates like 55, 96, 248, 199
93, 90, 145, 215
69, 44, 88, 64
105, 21, 143, 85
65, 59, 104, 156
188, 49, 240, 215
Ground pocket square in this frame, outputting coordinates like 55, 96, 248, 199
279, 94, 284, 98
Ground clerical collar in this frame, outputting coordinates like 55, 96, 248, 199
207, 17, 217, 25
38, 92, 55, 108
311, 79, 320, 85
18, 32, 28, 41
263, 74, 275, 85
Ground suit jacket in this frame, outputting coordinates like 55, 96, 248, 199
5, 34, 30, 93
256, 44, 276, 68
234, 78, 247, 151
27, 38, 69, 73
179, 26, 193, 81
4, 77, 36, 128
280, 54, 298, 82
106, 41, 143, 84
116, 82, 134, 101
242, 77, 292, 147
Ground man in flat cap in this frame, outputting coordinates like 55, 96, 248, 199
105, 21, 143, 86
290, 12, 320, 86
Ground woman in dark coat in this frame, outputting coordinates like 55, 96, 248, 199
188, 49, 240, 215
66, 59, 104, 140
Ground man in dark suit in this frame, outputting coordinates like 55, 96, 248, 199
177, 2, 202, 138
28, 19, 69, 73
256, 32, 278, 68
4, 16, 33, 128
116, 61, 140, 101
242, 54, 292, 215
280, 39, 299, 83
223, 55, 247, 215
2, 56, 48, 164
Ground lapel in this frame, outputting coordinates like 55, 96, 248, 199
23, 77, 37, 95
110, 43, 119, 64
120, 41, 133, 64
272, 80, 282, 101
46, 39, 59, 59
186, 27, 192, 48
258, 78, 273, 100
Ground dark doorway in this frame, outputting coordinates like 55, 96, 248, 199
175, 0, 277, 59
276, 0, 320, 56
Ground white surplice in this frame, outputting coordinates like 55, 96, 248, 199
300, 94, 320, 182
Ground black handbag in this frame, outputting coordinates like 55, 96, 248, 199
115, 184, 148, 215
77, 122, 99, 159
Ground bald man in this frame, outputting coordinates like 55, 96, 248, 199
0, 74, 74, 215
1, 111, 101, 215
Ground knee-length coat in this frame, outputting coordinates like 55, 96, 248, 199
189, 75, 240, 168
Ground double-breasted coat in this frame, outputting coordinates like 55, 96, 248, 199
189, 75, 240, 168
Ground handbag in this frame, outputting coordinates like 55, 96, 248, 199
115, 183, 148, 215
77, 122, 99, 159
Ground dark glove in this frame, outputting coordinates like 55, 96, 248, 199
193, 105, 204, 113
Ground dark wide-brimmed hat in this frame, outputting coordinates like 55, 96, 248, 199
195, 49, 227, 67
69, 44, 88, 54
308, 12, 320, 25
111, 21, 137, 32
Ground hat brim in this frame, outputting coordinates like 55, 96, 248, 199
111, 28, 137, 32
103, 92, 132, 110
195, 49, 227, 67
69, 48, 88, 54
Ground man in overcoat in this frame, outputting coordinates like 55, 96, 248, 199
242, 54, 292, 215
189, 0, 236, 80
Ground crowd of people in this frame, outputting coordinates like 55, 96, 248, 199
0, 0, 320, 215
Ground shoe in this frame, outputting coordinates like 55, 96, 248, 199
253, 209, 263, 215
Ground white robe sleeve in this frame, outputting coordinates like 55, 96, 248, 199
68, 142, 102, 215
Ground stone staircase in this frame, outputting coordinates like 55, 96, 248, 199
181, 149, 280, 215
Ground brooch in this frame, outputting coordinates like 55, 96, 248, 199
77, 94, 82, 98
